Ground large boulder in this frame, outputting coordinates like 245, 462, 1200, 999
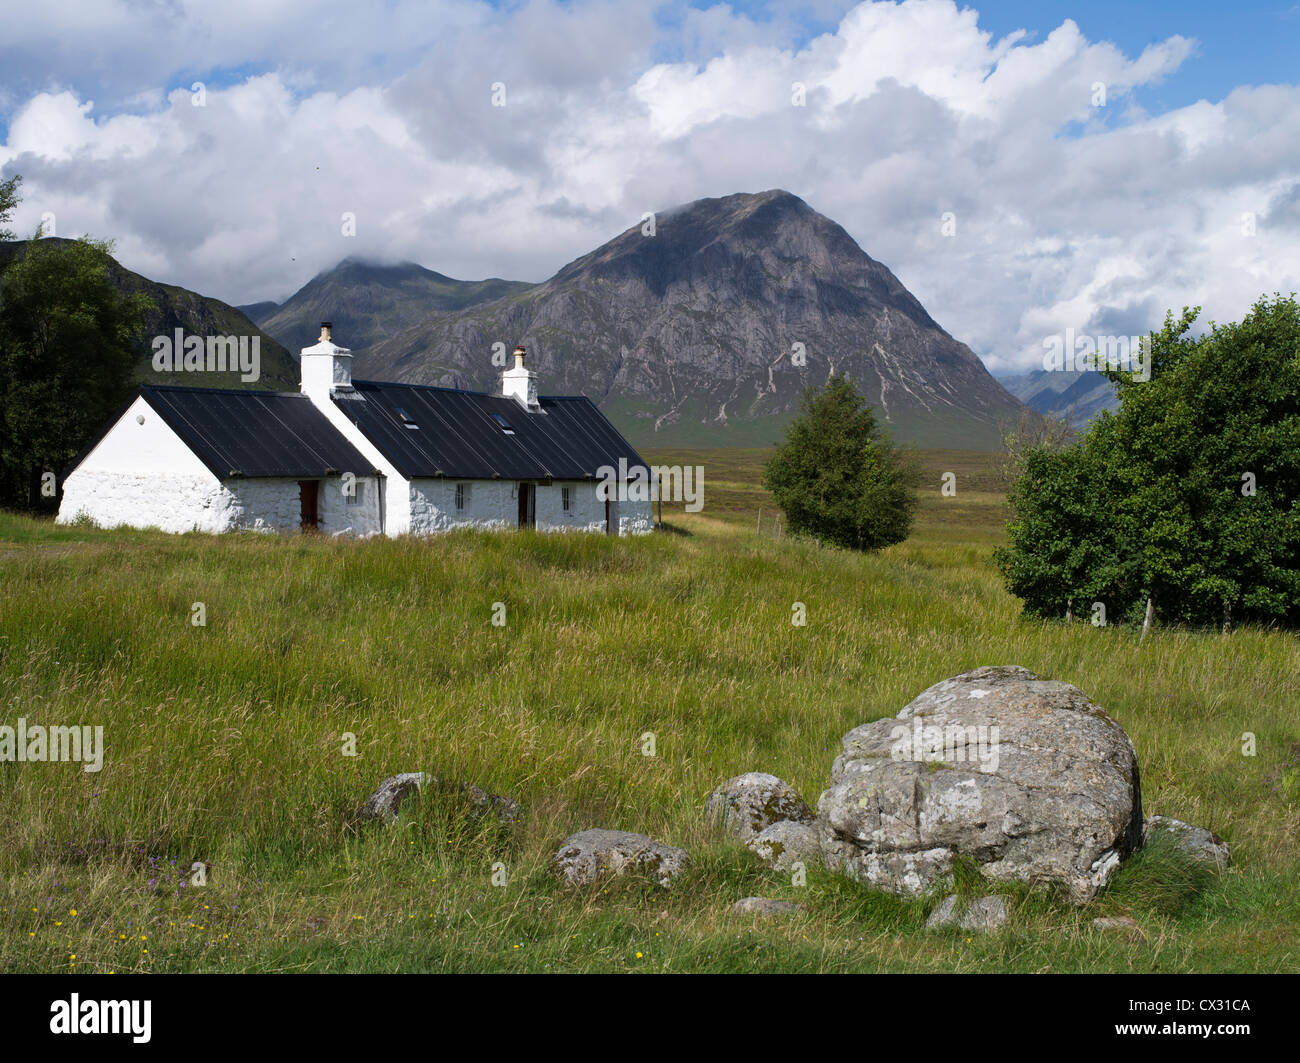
706, 772, 813, 843
551, 829, 690, 888
817, 666, 1143, 905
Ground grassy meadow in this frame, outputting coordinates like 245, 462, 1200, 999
0, 447, 1297, 973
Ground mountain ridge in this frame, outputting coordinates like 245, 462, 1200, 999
352, 190, 1022, 449
250, 255, 534, 352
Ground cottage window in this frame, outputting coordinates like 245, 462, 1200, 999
456, 483, 470, 511
346, 480, 366, 506
561, 485, 572, 512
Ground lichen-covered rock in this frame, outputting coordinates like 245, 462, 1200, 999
706, 772, 813, 843
731, 897, 805, 917
551, 829, 690, 888
748, 820, 821, 871
817, 666, 1143, 905
359, 772, 427, 821
359, 773, 520, 824
1144, 816, 1230, 871
926, 895, 1008, 932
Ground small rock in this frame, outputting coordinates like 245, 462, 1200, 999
926, 894, 1008, 932
435, 778, 521, 824
358, 773, 520, 825
731, 897, 805, 917
1093, 915, 1147, 943
551, 829, 690, 888
706, 772, 813, 843
748, 820, 821, 871
1144, 815, 1230, 871
359, 772, 426, 821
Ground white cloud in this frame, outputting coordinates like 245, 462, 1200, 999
0, 0, 1297, 372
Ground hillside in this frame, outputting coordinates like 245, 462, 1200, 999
997, 368, 1119, 428
0, 238, 299, 390
354, 191, 1025, 449
250, 256, 534, 352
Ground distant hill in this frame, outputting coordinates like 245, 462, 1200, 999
236, 300, 280, 323
0, 238, 299, 391
353, 191, 1024, 449
251, 257, 534, 352
996, 369, 1119, 429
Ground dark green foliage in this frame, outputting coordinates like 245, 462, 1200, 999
997, 295, 1300, 629
0, 175, 19, 241
763, 374, 919, 550
0, 228, 152, 509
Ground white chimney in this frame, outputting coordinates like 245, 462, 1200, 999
502, 344, 540, 411
300, 320, 353, 401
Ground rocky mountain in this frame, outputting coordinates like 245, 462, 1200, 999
0, 238, 299, 390
346, 191, 1022, 448
997, 369, 1119, 429
248, 257, 533, 353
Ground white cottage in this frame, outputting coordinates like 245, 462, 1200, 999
57, 325, 654, 537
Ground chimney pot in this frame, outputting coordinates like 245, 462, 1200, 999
320, 321, 333, 343
503, 344, 539, 410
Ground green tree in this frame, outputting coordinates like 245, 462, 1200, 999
998, 295, 1300, 631
0, 230, 152, 509
0, 175, 20, 241
763, 373, 918, 550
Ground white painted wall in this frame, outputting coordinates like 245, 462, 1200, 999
406, 478, 653, 536
56, 396, 384, 535
228, 477, 383, 536
409, 479, 514, 533
57, 396, 232, 532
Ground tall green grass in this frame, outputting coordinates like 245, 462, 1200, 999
0, 454, 1297, 972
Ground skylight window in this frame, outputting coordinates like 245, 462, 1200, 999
492, 413, 515, 435
395, 406, 420, 430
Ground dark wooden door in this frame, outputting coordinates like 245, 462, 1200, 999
517, 483, 535, 528
299, 480, 319, 531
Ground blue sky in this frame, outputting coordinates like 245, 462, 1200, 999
2, 0, 1297, 370
681, 0, 1300, 111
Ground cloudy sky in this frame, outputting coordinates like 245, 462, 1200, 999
2, 0, 1298, 372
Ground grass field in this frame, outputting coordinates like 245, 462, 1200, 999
1, 448, 1297, 973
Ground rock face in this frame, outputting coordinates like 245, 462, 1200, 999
706, 772, 813, 844
1144, 816, 1230, 871
551, 829, 690, 889
748, 820, 821, 871
356, 190, 1023, 449
817, 666, 1143, 905
926, 895, 1008, 932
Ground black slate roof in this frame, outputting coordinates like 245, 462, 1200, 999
331, 380, 648, 481
138, 385, 379, 479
